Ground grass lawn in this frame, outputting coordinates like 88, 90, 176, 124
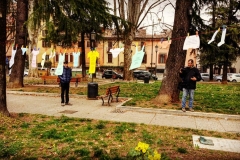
2, 79, 240, 159
1, 113, 240, 159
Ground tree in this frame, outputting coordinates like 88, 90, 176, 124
0, 0, 10, 116
199, 0, 240, 84
220, 0, 240, 84
114, 0, 169, 80
27, 0, 114, 77
27, 0, 40, 78
155, 0, 194, 103
8, 0, 28, 88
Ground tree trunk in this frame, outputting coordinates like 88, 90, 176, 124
0, 0, 10, 116
9, 0, 28, 88
123, 27, 135, 80
221, 53, 228, 84
156, 0, 193, 103
27, 0, 39, 78
209, 63, 214, 81
122, 0, 140, 80
221, 0, 234, 84
81, 32, 86, 77
209, 0, 217, 82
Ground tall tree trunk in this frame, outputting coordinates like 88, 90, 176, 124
123, 27, 135, 80
81, 32, 86, 77
209, 0, 217, 81
0, 0, 10, 116
27, 0, 39, 77
113, 0, 117, 16
222, 53, 228, 84
9, 0, 28, 88
156, 0, 193, 103
123, 0, 140, 80
221, 0, 234, 84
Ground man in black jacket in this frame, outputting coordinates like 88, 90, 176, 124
58, 61, 72, 106
179, 59, 202, 112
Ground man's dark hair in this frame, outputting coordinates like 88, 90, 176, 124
188, 59, 194, 64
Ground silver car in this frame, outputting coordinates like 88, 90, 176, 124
214, 75, 222, 82
200, 73, 209, 81
214, 73, 233, 82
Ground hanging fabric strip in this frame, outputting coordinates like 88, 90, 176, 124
208, 29, 220, 44
217, 27, 227, 47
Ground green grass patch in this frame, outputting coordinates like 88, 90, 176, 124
0, 113, 239, 159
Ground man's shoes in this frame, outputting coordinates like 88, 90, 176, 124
61, 103, 65, 106
182, 108, 186, 112
65, 103, 72, 105
189, 108, 194, 112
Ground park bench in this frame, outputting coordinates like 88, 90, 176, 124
41, 76, 58, 85
41, 76, 82, 87
76, 74, 89, 82
57, 77, 82, 87
99, 86, 120, 106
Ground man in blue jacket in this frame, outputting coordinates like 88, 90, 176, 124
179, 59, 202, 112
59, 61, 72, 106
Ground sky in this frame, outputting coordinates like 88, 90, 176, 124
106, 0, 176, 34
106, 0, 240, 35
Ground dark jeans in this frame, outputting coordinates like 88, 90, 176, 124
61, 83, 70, 103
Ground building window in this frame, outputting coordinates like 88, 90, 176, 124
70, 54, 73, 62
78, 41, 82, 47
87, 41, 90, 47
108, 53, 112, 63
159, 54, 166, 63
42, 30, 48, 37
65, 54, 68, 62
42, 41, 51, 48
142, 54, 147, 64
108, 41, 112, 52
45, 55, 49, 61
141, 41, 145, 52
56, 54, 59, 62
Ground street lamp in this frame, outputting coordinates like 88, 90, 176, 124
151, 20, 154, 75
90, 30, 96, 50
155, 45, 158, 75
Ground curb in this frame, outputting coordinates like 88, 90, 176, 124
116, 106, 240, 121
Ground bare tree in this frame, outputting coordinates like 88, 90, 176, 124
115, 0, 168, 80
0, 0, 10, 116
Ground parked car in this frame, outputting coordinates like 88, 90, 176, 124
133, 70, 143, 79
214, 75, 223, 82
102, 70, 123, 79
227, 73, 240, 82
133, 70, 158, 80
214, 73, 233, 82
200, 73, 210, 81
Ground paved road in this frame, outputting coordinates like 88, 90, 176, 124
6, 91, 240, 133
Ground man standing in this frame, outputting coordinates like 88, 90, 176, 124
179, 59, 201, 112
58, 61, 72, 106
